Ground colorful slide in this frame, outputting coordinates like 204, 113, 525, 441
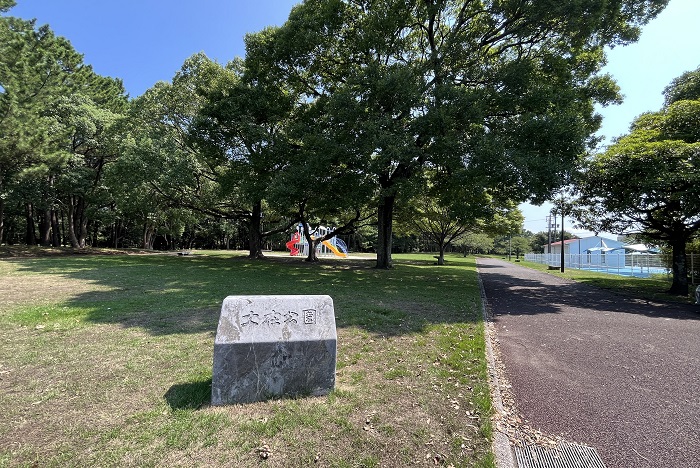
286, 232, 301, 256
285, 227, 349, 258
322, 240, 348, 258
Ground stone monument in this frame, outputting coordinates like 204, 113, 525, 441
211, 295, 337, 405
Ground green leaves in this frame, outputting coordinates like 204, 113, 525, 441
3, 0, 673, 258
664, 65, 700, 105
241, 0, 673, 266
0, 12, 129, 246
577, 65, 700, 294
0, 0, 15, 13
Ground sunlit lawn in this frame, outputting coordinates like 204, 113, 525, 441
0, 250, 494, 467
510, 258, 695, 304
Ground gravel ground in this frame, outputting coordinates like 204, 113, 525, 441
477, 258, 700, 468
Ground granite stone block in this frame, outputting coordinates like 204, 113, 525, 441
211, 295, 337, 405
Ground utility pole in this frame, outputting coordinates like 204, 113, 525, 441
556, 192, 569, 273
546, 215, 558, 265
508, 234, 512, 262
560, 209, 565, 273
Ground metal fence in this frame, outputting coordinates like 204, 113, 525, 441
524, 252, 699, 285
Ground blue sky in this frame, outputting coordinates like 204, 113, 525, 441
9, 0, 299, 97
522, 0, 700, 237
7, 0, 700, 239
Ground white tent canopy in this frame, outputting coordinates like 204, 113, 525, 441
622, 243, 650, 252
584, 238, 617, 253
585, 246, 617, 252
584, 240, 658, 254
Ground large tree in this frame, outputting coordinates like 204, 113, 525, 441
255, 0, 667, 268
236, 27, 378, 262
396, 167, 499, 265
50, 85, 127, 248
576, 66, 700, 295
188, 49, 300, 259
117, 59, 224, 250
192, 29, 378, 262
0, 16, 80, 243
123, 53, 298, 257
453, 231, 494, 256
0, 7, 128, 246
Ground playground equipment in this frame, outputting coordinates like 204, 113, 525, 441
286, 224, 349, 258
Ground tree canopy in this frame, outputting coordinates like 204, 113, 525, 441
1, 0, 674, 265
0, 8, 128, 247
576, 65, 700, 295
250, 0, 666, 267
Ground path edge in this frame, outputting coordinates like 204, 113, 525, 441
476, 258, 517, 468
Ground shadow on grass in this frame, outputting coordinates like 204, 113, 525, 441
2, 252, 483, 336
164, 378, 212, 410
165, 376, 336, 409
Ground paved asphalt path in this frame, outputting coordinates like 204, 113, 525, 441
477, 258, 700, 468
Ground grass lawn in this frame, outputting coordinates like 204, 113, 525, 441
0, 250, 494, 467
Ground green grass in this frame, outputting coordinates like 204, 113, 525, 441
509, 258, 695, 304
0, 250, 494, 467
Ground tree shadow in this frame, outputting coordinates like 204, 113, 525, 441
164, 378, 212, 410
2, 252, 483, 337
478, 258, 700, 321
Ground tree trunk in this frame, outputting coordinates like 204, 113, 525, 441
376, 194, 395, 269
248, 200, 265, 259
40, 208, 52, 246
51, 209, 61, 247
25, 203, 37, 245
669, 236, 688, 296
305, 240, 320, 262
66, 196, 89, 248
67, 198, 79, 247
78, 197, 88, 248
39, 174, 55, 247
301, 223, 320, 262
142, 222, 155, 249
437, 244, 445, 265
91, 220, 98, 247
0, 196, 5, 245
112, 220, 118, 248
60, 209, 66, 246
